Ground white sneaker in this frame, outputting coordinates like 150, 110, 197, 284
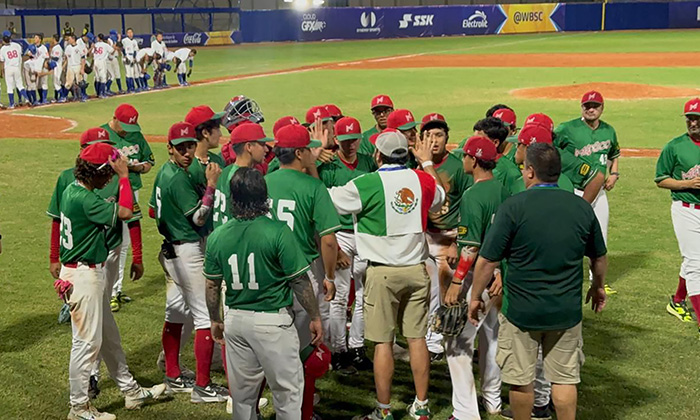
226, 396, 269, 414
67, 402, 116, 420
124, 383, 167, 410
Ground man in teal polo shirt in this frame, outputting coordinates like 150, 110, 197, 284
468, 143, 608, 420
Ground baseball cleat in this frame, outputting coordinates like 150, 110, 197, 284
110, 296, 120, 312
350, 346, 373, 371
164, 375, 195, 394
117, 291, 132, 303
604, 284, 617, 295
429, 351, 444, 363
124, 383, 166, 410
88, 375, 100, 399
408, 400, 431, 419
353, 408, 394, 420
191, 382, 229, 403
667, 296, 693, 322
500, 405, 552, 420
67, 402, 116, 420
225, 396, 268, 414
332, 351, 357, 375
156, 350, 196, 380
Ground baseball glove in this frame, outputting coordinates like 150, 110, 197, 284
429, 301, 469, 337
84, 62, 93, 74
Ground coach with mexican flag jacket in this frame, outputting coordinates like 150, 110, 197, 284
329, 130, 446, 420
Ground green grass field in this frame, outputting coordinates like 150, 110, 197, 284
1, 29, 700, 419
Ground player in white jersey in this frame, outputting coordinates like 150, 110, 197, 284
0, 33, 28, 108
135, 47, 155, 91
150, 31, 169, 88
75, 34, 91, 100
121, 28, 139, 93
23, 44, 39, 105
49, 34, 66, 102
33, 34, 49, 104
92, 34, 114, 98
105, 30, 123, 95
172, 47, 196, 86
63, 34, 87, 102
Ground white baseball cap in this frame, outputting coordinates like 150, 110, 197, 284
376, 130, 408, 159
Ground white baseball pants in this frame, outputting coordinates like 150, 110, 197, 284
292, 257, 330, 349
672, 200, 700, 296
107, 57, 120, 81
23, 64, 36, 90
53, 64, 63, 90
3, 67, 24, 91
93, 59, 108, 84
425, 229, 457, 354
329, 230, 367, 353
37, 73, 48, 90
124, 58, 138, 79
225, 308, 303, 420
177, 60, 187, 75
576, 188, 609, 281
114, 191, 137, 298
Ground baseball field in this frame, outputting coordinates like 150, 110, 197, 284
1, 29, 699, 419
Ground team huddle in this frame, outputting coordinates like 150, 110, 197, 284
46, 91, 700, 420
0, 29, 196, 108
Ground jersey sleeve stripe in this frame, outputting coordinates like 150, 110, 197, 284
457, 239, 481, 247
108, 204, 118, 229
203, 271, 224, 279
654, 174, 671, 183
183, 201, 202, 217
46, 210, 59, 219
281, 265, 311, 281
317, 225, 342, 237
580, 167, 600, 188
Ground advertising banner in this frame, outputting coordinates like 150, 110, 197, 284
497, 3, 562, 34
132, 31, 235, 48
669, 1, 700, 28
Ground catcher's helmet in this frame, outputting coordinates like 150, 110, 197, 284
222, 95, 264, 132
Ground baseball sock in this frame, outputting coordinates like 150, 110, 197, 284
116, 78, 122, 91
689, 295, 700, 327
40, 89, 47, 103
54, 89, 59, 101
302, 370, 316, 420
8, 93, 14, 107
163, 74, 167, 85
162, 321, 183, 379
674, 276, 688, 304
106, 80, 112, 92
194, 328, 215, 387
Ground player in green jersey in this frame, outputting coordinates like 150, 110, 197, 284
474, 117, 521, 196
266, 123, 341, 350
360, 94, 394, 156
213, 123, 271, 229
491, 107, 519, 165
418, 113, 474, 362
318, 116, 378, 373
554, 91, 620, 294
185, 105, 227, 189
58, 142, 165, 420
656, 98, 700, 333
204, 167, 323, 419
149, 121, 228, 403
442, 136, 508, 419
100, 103, 154, 310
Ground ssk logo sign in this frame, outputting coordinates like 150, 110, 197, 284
399, 14, 434, 29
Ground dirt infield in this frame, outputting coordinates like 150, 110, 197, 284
513, 82, 700, 100
335, 52, 700, 69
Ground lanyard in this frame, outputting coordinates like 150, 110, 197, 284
378, 165, 406, 172
532, 183, 559, 188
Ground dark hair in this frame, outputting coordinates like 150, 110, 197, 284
525, 143, 561, 183
230, 167, 269, 220
420, 122, 449, 135
485, 104, 512, 118
74, 157, 114, 186
34, 33, 44, 41
273, 146, 301, 165
156, 30, 163, 35
115, 41, 123, 49
126, 27, 133, 32
97, 33, 105, 41
195, 119, 220, 141
53, 34, 60, 41
380, 153, 408, 166
473, 117, 508, 145
2, 36, 9, 43
190, 48, 197, 55
69, 34, 77, 41
475, 158, 497, 171
231, 142, 246, 157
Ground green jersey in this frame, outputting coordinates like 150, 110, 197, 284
47, 168, 141, 251
554, 118, 620, 173
360, 126, 379, 156
655, 133, 700, 204
267, 157, 280, 174
318, 154, 378, 230
101, 123, 155, 191
457, 178, 509, 248
213, 164, 240, 229
480, 186, 607, 331
429, 154, 473, 231
149, 160, 203, 243
204, 215, 310, 312
59, 182, 119, 264
265, 168, 342, 261
494, 156, 521, 196
503, 140, 518, 165
188, 152, 226, 189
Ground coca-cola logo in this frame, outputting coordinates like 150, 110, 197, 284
183, 33, 203, 45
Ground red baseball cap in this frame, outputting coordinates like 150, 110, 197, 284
79, 142, 119, 165
371, 94, 394, 110
230, 123, 272, 145
305, 106, 333, 125
80, 127, 113, 147
523, 113, 554, 132
581, 90, 604, 105
420, 113, 448, 131
275, 124, 322, 149
185, 105, 225, 128
335, 117, 362, 141
518, 124, 553, 146
493, 108, 517, 127
273, 116, 300, 136
684, 98, 700, 116
387, 109, 417, 131
168, 121, 197, 145
369, 132, 380, 145
325, 104, 343, 119
463, 136, 497, 161
114, 104, 141, 132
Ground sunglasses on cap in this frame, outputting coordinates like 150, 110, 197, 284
96, 149, 122, 170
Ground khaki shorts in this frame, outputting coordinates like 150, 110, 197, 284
363, 263, 431, 343
497, 313, 584, 386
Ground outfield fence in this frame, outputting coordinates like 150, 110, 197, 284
1, 1, 699, 46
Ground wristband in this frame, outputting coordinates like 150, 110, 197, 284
325, 277, 335, 283
454, 254, 475, 282
118, 177, 133, 210
50, 219, 60, 263
451, 280, 463, 286
202, 185, 215, 208
610, 172, 620, 176
421, 160, 434, 168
